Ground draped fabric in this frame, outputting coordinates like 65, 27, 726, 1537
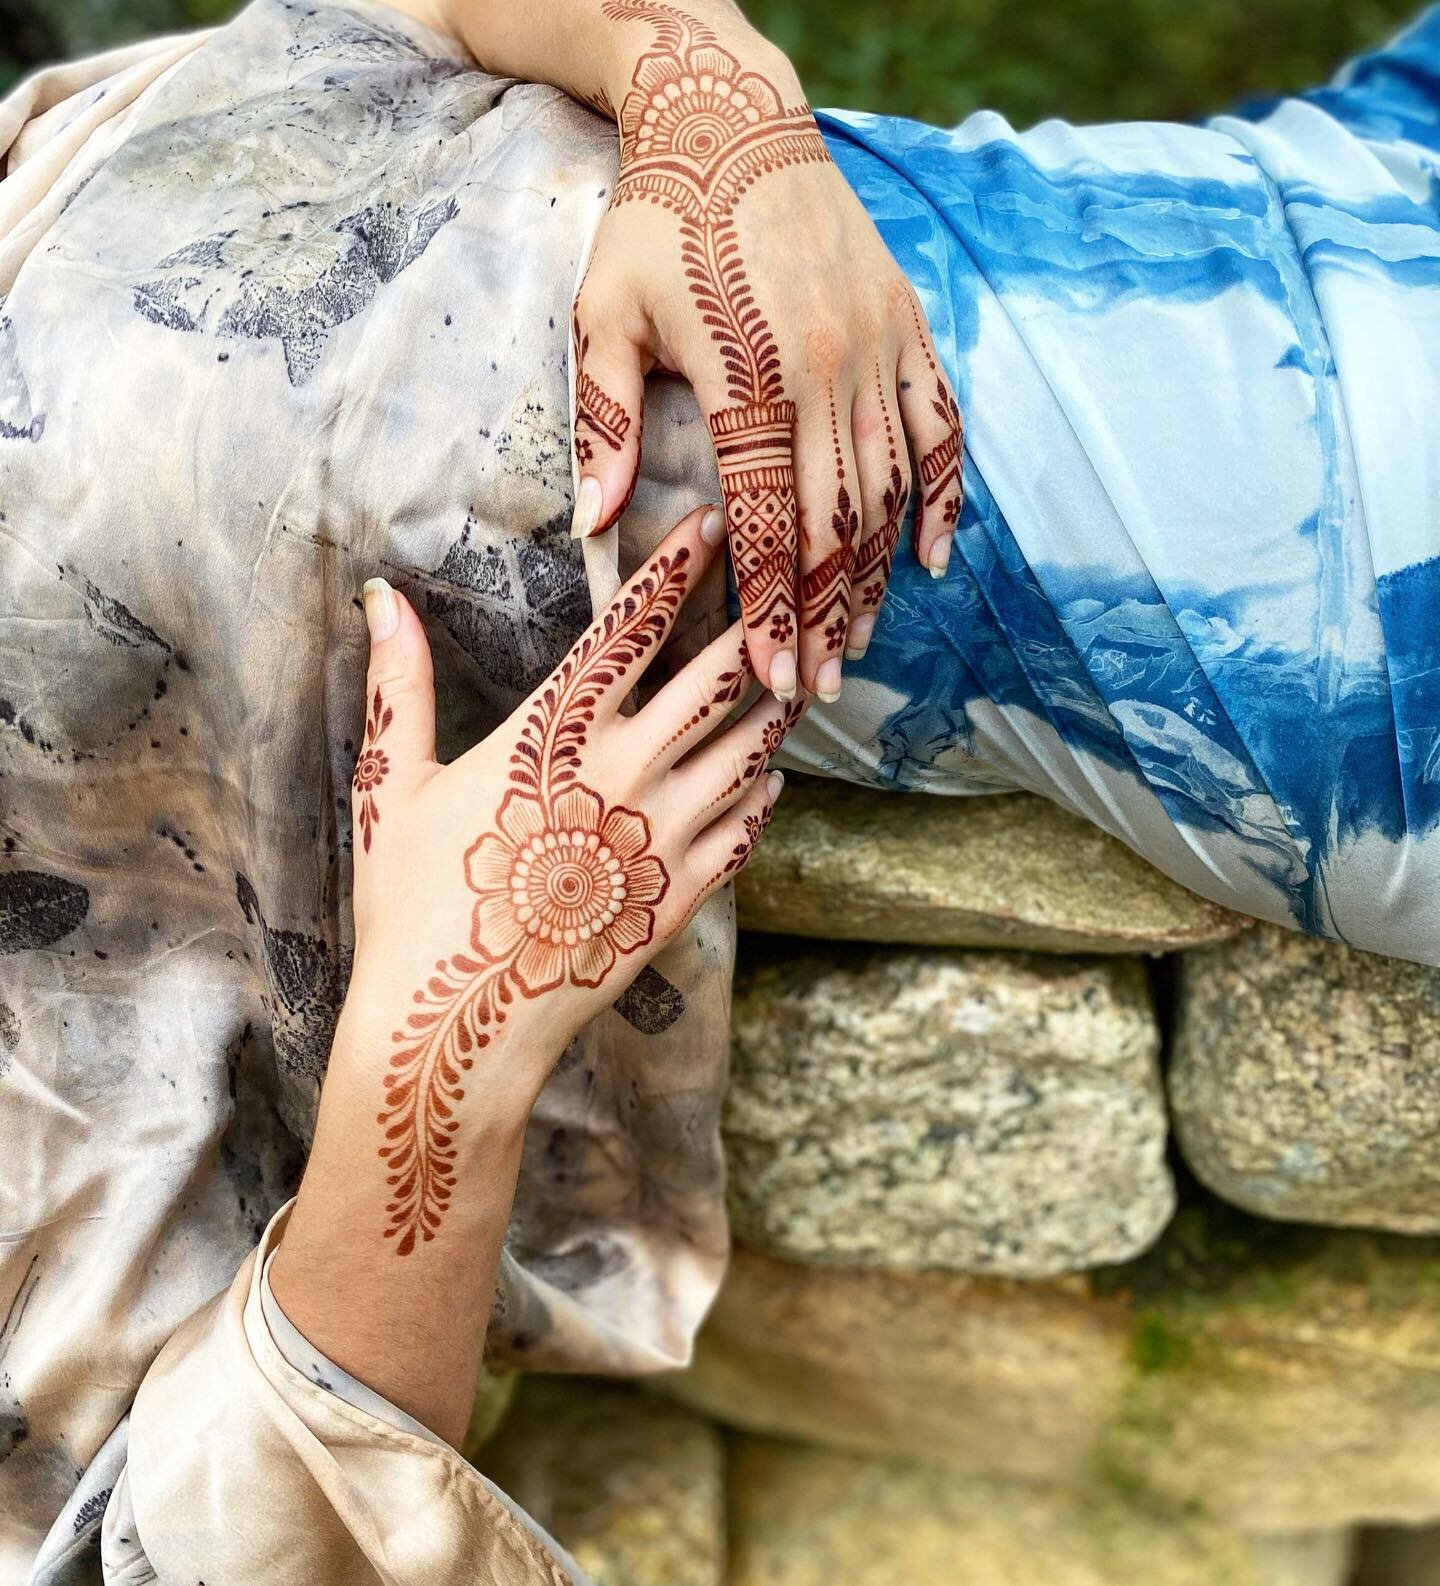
0, 6, 726, 1576
783, 15, 1440, 964
0, 1, 1436, 1578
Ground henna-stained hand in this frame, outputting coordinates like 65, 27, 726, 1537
568, 0, 964, 704
343, 506, 797, 1256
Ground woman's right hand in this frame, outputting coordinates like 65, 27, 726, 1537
337, 504, 798, 1256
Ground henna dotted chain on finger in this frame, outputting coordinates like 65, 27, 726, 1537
702, 694, 806, 816
603, 0, 830, 639
376, 555, 688, 1255
852, 364, 907, 610
353, 686, 393, 854
643, 659, 750, 772
799, 390, 858, 652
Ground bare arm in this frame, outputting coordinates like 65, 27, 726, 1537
270, 505, 794, 1444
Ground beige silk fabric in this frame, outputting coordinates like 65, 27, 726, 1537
0, 3, 730, 1578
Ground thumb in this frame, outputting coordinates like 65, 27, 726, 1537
357, 577, 437, 805
571, 318, 644, 539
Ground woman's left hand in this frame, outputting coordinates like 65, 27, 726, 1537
569, 2, 964, 704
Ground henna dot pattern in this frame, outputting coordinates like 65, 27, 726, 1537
377, 552, 687, 1254
353, 686, 392, 854
800, 392, 859, 648
854, 366, 908, 610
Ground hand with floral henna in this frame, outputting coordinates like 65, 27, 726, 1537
391, 0, 964, 705
269, 504, 797, 1447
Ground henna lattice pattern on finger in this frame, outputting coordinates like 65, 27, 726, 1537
710, 400, 798, 640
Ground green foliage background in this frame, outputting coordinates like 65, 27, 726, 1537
1, 0, 1425, 125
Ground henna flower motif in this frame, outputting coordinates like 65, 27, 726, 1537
465, 786, 669, 993
353, 686, 392, 854
628, 50, 783, 161
354, 747, 388, 792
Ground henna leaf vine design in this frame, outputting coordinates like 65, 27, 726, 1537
376, 552, 688, 1254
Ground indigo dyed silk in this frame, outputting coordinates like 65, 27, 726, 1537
780, 15, 1440, 963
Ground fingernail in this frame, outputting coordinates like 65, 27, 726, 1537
570, 475, 603, 539
816, 657, 842, 703
769, 649, 797, 703
845, 614, 875, 661
363, 577, 399, 642
700, 506, 725, 547
928, 535, 952, 580
767, 770, 785, 800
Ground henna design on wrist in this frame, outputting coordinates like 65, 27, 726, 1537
353, 686, 393, 854
800, 393, 858, 652
854, 369, 907, 611
602, 0, 829, 639
377, 554, 687, 1254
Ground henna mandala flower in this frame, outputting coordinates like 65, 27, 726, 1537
628, 51, 783, 162
465, 786, 669, 993
354, 748, 388, 792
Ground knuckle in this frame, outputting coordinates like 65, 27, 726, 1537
365, 659, 423, 703
801, 319, 845, 378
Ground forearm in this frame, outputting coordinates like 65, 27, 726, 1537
392, 0, 801, 116
269, 996, 552, 1448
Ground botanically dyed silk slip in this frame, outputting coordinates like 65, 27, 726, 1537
1, 2, 1436, 1579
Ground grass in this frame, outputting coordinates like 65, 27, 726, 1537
2, 0, 1426, 121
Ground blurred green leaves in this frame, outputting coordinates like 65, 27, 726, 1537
750, 0, 1422, 124
0, 0, 1425, 125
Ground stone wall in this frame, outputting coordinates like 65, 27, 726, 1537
478, 781, 1440, 1584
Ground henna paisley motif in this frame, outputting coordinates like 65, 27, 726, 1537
377, 553, 688, 1254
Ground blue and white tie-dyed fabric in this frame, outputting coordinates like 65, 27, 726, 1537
782, 11, 1440, 965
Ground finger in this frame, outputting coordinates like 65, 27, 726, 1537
632, 620, 753, 775
686, 768, 786, 908
707, 396, 800, 705
355, 578, 435, 854
897, 302, 963, 580
570, 310, 645, 540
795, 384, 859, 702
846, 366, 910, 661
513, 507, 727, 780
672, 690, 806, 837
